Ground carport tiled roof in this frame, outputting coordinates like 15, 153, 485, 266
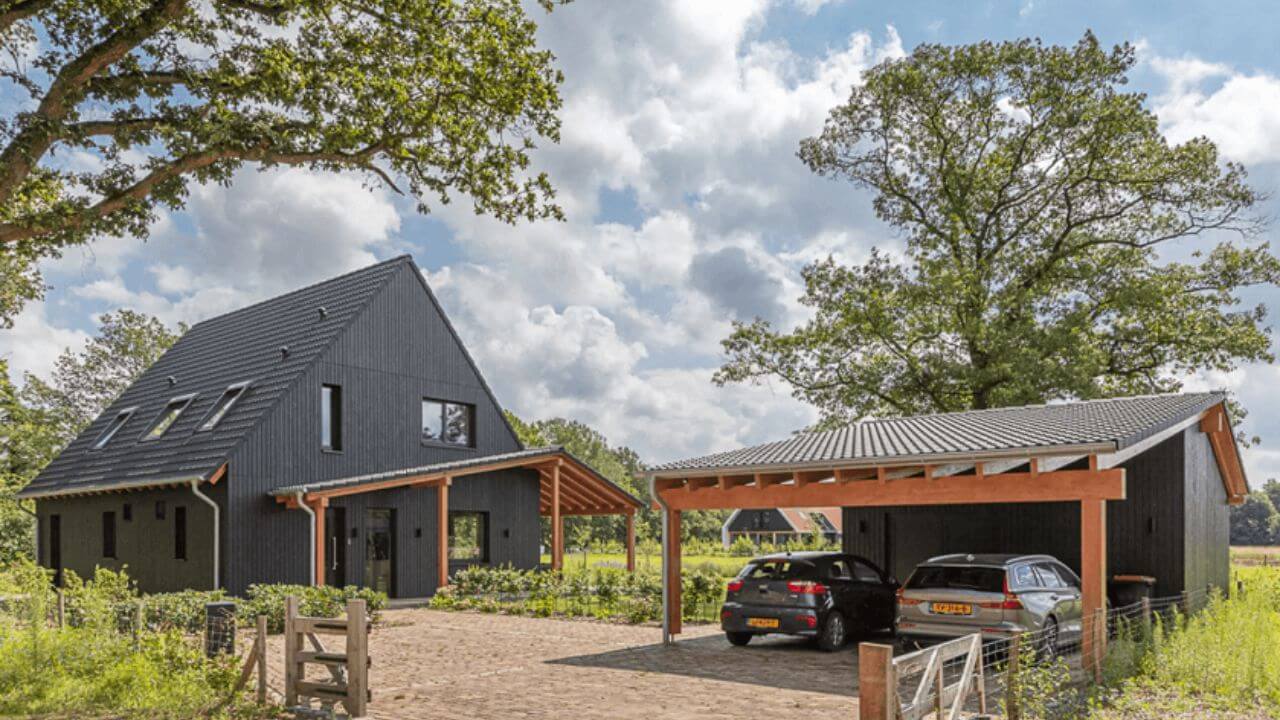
651, 392, 1224, 474
20, 256, 413, 499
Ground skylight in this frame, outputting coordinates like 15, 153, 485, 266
91, 408, 136, 450
198, 382, 250, 431
141, 394, 197, 441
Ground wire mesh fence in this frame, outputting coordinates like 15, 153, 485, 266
887, 585, 1220, 718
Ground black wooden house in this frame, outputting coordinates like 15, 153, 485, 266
21, 257, 642, 597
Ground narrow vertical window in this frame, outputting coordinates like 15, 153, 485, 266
321, 384, 342, 451
102, 511, 116, 559
174, 506, 187, 560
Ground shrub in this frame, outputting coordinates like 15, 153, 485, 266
242, 583, 387, 633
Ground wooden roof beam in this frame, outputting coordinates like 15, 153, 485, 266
794, 470, 832, 487
754, 472, 791, 489
718, 474, 754, 490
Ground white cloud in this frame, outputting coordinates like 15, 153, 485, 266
789, 0, 844, 15
0, 302, 89, 383
1147, 49, 1280, 164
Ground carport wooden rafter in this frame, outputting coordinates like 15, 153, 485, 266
278, 451, 644, 590
650, 454, 1128, 674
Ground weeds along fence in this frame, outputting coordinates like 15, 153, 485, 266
864, 585, 1218, 720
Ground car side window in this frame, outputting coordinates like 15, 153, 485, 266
1010, 564, 1040, 588
1034, 563, 1064, 588
1052, 563, 1081, 588
829, 560, 853, 580
851, 559, 881, 583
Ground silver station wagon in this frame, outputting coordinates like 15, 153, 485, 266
895, 553, 1083, 654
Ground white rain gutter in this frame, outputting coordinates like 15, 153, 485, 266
189, 479, 220, 590
649, 474, 674, 645
295, 491, 316, 586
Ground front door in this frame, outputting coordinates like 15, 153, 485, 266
364, 509, 394, 596
324, 507, 346, 587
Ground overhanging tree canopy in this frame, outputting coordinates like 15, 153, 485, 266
717, 33, 1278, 425
0, 0, 565, 325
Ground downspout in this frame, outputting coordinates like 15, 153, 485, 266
295, 491, 316, 586
189, 479, 221, 590
648, 474, 673, 645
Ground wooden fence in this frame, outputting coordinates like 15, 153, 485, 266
284, 596, 371, 717
858, 634, 987, 720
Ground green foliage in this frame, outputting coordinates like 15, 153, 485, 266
241, 583, 387, 633
0, 0, 567, 325
1230, 489, 1279, 545
436, 564, 724, 624
0, 560, 244, 718
717, 32, 1275, 426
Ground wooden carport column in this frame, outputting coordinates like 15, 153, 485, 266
626, 510, 636, 573
437, 477, 451, 589
551, 461, 563, 571
310, 497, 328, 586
664, 507, 682, 640
1081, 496, 1107, 679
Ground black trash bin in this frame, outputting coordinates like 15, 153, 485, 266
1109, 574, 1155, 608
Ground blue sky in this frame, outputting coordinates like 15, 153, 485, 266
6, 0, 1280, 479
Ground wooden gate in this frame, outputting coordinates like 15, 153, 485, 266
284, 597, 371, 717
858, 634, 986, 720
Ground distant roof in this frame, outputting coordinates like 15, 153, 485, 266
650, 393, 1225, 475
21, 256, 415, 499
777, 508, 842, 534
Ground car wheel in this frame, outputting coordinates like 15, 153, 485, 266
818, 611, 848, 652
1037, 617, 1059, 660
726, 632, 752, 647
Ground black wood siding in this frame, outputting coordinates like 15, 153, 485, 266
223, 264, 527, 595
35, 483, 224, 592
843, 430, 1227, 598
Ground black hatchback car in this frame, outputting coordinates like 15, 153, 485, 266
721, 551, 899, 651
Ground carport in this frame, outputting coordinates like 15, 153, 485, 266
645, 394, 1246, 671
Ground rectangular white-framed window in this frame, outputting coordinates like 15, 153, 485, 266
422, 398, 474, 447
91, 407, 137, 450
140, 394, 198, 441
198, 381, 251, 431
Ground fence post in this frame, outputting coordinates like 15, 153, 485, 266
1005, 634, 1022, 720
1140, 596, 1152, 637
255, 614, 268, 705
284, 596, 299, 707
857, 642, 895, 720
56, 590, 64, 628
132, 599, 144, 651
1180, 589, 1190, 618
345, 599, 369, 717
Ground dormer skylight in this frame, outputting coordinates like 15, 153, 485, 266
140, 394, 197, 441
198, 382, 251, 431
91, 407, 137, 450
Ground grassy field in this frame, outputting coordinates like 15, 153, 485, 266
540, 552, 747, 576
1230, 545, 1280, 566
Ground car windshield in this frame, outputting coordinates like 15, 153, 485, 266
740, 560, 817, 581
905, 565, 1005, 592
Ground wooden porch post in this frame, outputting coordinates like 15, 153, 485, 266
666, 507, 682, 636
437, 479, 450, 590
1081, 497, 1107, 679
625, 511, 636, 573
310, 497, 328, 587
551, 461, 563, 571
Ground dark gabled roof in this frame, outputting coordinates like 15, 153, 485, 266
268, 446, 645, 509
20, 256, 414, 499
650, 392, 1225, 475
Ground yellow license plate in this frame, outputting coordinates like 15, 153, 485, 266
931, 602, 973, 615
746, 617, 780, 629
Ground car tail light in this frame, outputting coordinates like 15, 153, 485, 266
998, 574, 1023, 610
801, 614, 818, 629
786, 580, 827, 595
722, 610, 733, 620
726, 579, 743, 593
896, 587, 922, 606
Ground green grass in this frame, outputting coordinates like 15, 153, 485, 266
540, 552, 748, 577
1230, 545, 1280, 566
1091, 565, 1280, 719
